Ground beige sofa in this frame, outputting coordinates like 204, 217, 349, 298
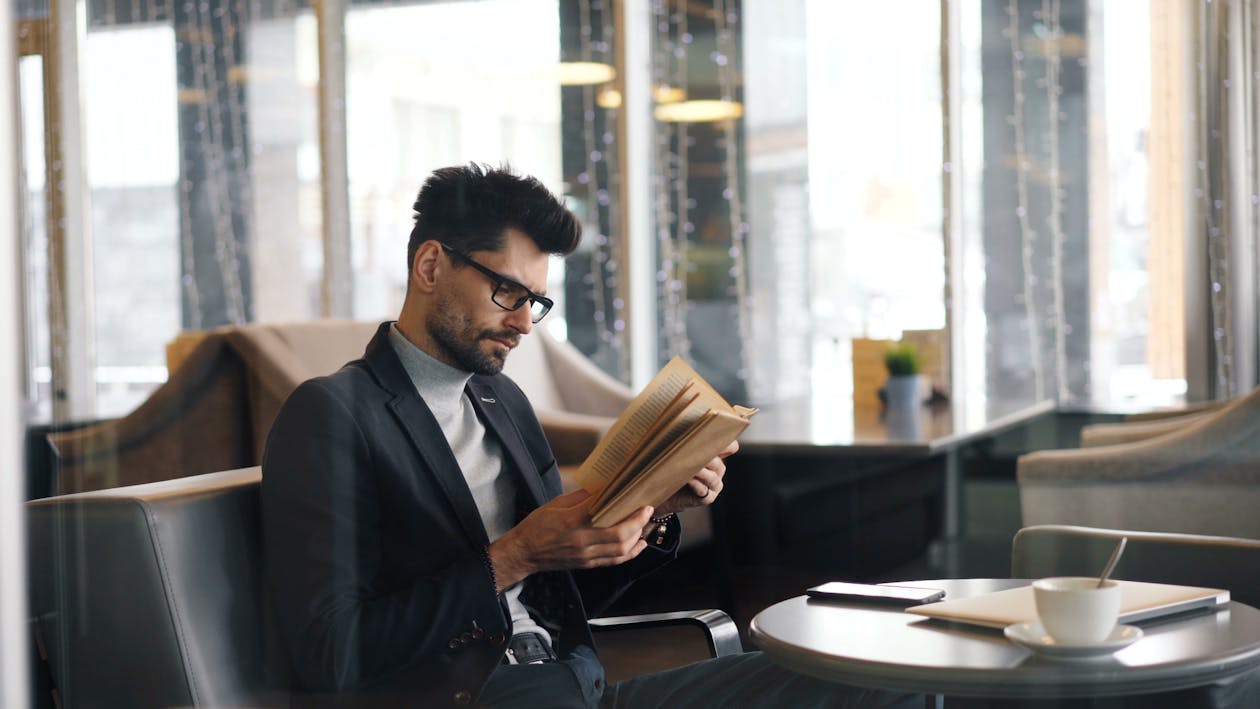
49, 320, 379, 494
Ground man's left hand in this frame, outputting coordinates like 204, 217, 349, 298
655, 439, 739, 516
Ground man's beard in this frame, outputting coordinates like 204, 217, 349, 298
428, 292, 519, 375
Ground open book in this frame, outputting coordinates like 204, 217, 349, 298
573, 356, 757, 527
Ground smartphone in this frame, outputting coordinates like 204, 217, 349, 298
805, 581, 945, 605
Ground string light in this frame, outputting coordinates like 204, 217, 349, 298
566, 0, 627, 378
1196, 1, 1235, 397
652, 0, 691, 361
1007, 0, 1048, 402
714, 0, 751, 384
650, 0, 750, 381
1042, 0, 1069, 402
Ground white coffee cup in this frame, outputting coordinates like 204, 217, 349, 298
1032, 577, 1121, 644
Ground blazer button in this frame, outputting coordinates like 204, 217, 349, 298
460, 632, 473, 644
453, 689, 472, 705
448, 637, 461, 650
491, 631, 506, 645
471, 627, 485, 640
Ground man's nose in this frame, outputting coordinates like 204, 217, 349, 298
506, 304, 533, 334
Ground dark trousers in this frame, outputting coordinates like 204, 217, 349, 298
477, 651, 921, 709
478, 653, 1260, 708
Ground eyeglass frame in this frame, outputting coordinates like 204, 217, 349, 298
439, 243, 555, 323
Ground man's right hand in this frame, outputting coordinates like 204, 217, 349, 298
487, 490, 653, 592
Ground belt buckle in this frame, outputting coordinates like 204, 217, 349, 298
505, 632, 557, 665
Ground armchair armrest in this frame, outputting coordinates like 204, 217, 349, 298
588, 609, 742, 658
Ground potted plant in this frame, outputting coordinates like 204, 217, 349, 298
883, 342, 923, 409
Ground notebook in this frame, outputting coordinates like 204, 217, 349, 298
905, 580, 1230, 629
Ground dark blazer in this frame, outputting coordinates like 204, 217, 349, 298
261, 322, 676, 707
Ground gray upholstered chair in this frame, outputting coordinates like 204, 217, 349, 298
501, 326, 637, 466
1016, 387, 1260, 538
1079, 406, 1220, 447
26, 468, 738, 709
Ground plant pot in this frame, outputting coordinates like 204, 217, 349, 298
884, 374, 924, 410
884, 404, 922, 440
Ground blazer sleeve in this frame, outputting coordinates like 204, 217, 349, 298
573, 514, 680, 618
261, 379, 508, 693
493, 376, 682, 619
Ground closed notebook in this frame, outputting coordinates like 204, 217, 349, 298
905, 580, 1229, 628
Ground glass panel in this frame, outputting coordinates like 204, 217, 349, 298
957, 0, 1186, 409
802, 0, 944, 412
651, 0, 753, 401
72, 4, 323, 418
344, 0, 564, 323
959, 0, 1092, 408
1095, 1, 1186, 404
558, 0, 624, 377
249, 12, 324, 323
83, 24, 181, 417
655, 0, 945, 405
18, 53, 50, 422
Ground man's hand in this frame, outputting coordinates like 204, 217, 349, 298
487, 490, 654, 592
654, 438, 739, 516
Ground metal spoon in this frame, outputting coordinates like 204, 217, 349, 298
1097, 536, 1128, 588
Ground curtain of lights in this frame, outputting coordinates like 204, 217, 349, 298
560, 0, 627, 380
986, 0, 1089, 405
650, 0, 750, 399
994, 0, 1260, 403
1194, 0, 1258, 399
75, 0, 315, 333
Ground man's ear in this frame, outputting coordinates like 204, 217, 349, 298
410, 240, 443, 294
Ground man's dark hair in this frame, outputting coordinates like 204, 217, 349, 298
407, 163, 581, 273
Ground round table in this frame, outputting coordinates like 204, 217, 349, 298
749, 579, 1260, 700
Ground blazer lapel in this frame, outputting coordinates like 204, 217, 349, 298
363, 323, 489, 545
467, 378, 549, 509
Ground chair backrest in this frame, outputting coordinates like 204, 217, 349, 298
502, 328, 634, 418
1011, 524, 1260, 608
1016, 385, 1260, 537
501, 326, 568, 410
27, 467, 289, 708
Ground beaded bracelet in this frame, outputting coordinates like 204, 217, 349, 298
647, 513, 676, 546
478, 545, 499, 594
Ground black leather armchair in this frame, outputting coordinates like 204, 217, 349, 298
26, 468, 738, 708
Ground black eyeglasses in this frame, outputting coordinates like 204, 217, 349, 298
440, 243, 554, 323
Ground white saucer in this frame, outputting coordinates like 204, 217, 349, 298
1004, 622, 1143, 658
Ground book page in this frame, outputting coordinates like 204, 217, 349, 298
573, 357, 697, 493
590, 410, 751, 526
592, 388, 705, 509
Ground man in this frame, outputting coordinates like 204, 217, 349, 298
262, 163, 916, 708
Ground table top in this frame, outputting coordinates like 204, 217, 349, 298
740, 395, 1054, 454
749, 579, 1260, 699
